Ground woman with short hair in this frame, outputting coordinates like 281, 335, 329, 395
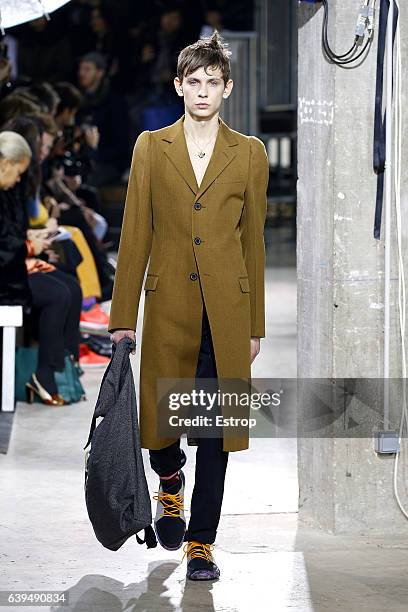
0, 131, 32, 307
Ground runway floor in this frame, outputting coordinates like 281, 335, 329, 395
1, 229, 407, 611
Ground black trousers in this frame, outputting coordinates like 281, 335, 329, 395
149, 304, 229, 545
28, 269, 82, 370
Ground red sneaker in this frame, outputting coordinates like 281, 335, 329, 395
79, 344, 110, 368
80, 304, 109, 334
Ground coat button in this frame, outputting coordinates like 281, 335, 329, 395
194, 236, 201, 245
194, 202, 202, 210
190, 272, 198, 281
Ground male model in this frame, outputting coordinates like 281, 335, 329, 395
109, 31, 269, 581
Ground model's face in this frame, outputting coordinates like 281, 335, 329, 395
0, 157, 30, 190
175, 66, 233, 119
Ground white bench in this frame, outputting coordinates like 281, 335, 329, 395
0, 306, 23, 413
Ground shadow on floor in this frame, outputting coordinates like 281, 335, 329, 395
50, 561, 216, 612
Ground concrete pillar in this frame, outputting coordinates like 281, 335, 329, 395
297, 0, 408, 534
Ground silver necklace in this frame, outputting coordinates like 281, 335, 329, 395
186, 128, 219, 158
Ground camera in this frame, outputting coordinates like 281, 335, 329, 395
62, 153, 85, 178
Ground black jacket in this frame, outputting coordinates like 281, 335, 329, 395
77, 78, 130, 172
0, 185, 31, 307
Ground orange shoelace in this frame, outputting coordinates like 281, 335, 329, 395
181, 541, 215, 563
152, 490, 184, 517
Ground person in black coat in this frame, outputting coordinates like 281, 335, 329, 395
77, 52, 130, 186
0, 132, 32, 307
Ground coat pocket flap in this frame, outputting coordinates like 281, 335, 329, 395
217, 179, 246, 184
144, 274, 159, 291
238, 277, 250, 292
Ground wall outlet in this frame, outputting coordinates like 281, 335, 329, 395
374, 431, 400, 454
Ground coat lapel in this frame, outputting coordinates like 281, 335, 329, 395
161, 116, 198, 194
161, 115, 239, 199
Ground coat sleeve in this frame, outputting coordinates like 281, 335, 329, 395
240, 136, 269, 338
108, 131, 152, 333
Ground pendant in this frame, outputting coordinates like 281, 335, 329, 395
198, 151, 205, 158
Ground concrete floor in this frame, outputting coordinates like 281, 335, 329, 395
1, 228, 408, 611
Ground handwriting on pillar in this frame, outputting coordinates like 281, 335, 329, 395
298, 97, 334, 126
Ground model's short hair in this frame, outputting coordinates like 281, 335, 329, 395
177, 30, 232, 85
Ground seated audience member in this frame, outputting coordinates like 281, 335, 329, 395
45, 159, 114, 301
10, 111, 112, 304
0, 130, 82, 405
0, 131, 32, 307
36, 113, 114, 299
53, 81, 104, 216
25, 227, 83, 405
4, 114, 101, 297
3, 115, 43, 222
0, 94, 41, 126
28, 82, 60, 116
54, 81, 83, 130
13, 82, 60, 116
5, 114, 111, 331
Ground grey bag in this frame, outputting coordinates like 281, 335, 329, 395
83, 337, 157, 551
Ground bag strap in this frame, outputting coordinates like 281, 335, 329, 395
83, 338, 136, 450
136, 525, 157, 548
83, 344, 115, 450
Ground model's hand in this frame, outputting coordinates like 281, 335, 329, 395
110, 329, 136, 354
250, 337, 260, 364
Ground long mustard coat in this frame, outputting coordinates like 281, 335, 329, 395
108, 114, 269, 452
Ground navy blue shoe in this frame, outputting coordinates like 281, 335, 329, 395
153, 470, 186, 550
183, 541, 220, 581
